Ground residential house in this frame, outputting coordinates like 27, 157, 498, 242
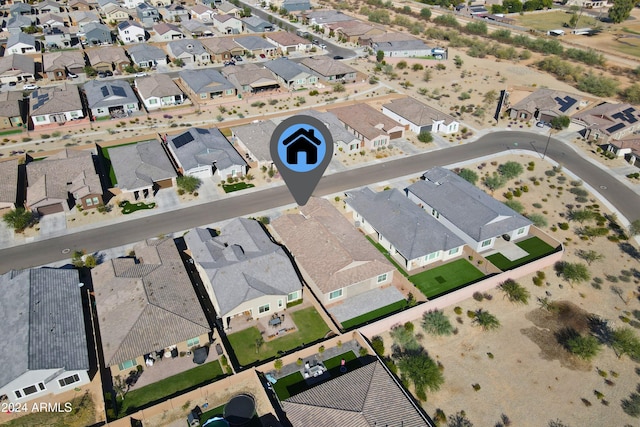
231, 120, 277, 168
282, 360, 430, 427
190, 4, 216, 23
0, 159, 19, 212
242, 15, 274, 33
160, 3, 189, 22
264, 58, 317, 90
181, 19, 214, 38
82, 22, 113, 45
201, 0, 223, 7
372, 36, 433, 58
152, 22, 184, 41
91, 237, 211, 377
166, 39, 210, 65
0, 54, 35, 84
29, 83, 84, 127
85, 46, 130, 72
118, 20, 146, 43
9, 2, 32, 17
234, 36, 277, 56
179, 69, 236, 102
26, 149, 103, 214
216, 1, 242, 17
573, 102, 640, 143
295, 109, 361, 153
136, 2, 159, 27
154, 0, 172, 6
185, 218, 303, 329
5, 15, 35, 35
509, 88, 591, 122
406, 167, 533, 252
301, 10, 352, 28
166, 127, 247, 179
270, 197, 395, 305
107, 139, 176, 198
222, 63, 280, 94
101, 3, 131, 22
5, 33, 38, 55
0, 269, 90, 404
122, 0, 144, 9
212, 14, 243, 35
201, 37, 244, 62
126, 43, 167, 68
0, 92, 24, 129
300, 56, 357, 82
382, 97, 459, 134
345, 187, 466, 271
83, 79, 139, 118
607, 137, 640, 167
36, 12, 67, 30
68, 0, 93, 11
34, 0, 65, 14
328, 103, 404, 150
43, 27, 74, 50
68, 11, 101, 31
281, 0, 311, 12
325, 20, 384, 44
135, 74, 185, 110
266, 32, 311, 53
97, 0, 120, 8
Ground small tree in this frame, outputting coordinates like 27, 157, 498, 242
448, 411, 474, 427
113, 375, 129, 401
556, 262, 590, 285
177, 175, 201, 194
172, 58, 185, 67
567, 209, 596, 224
422, 310, 454, 336
473, 309, 500, 331
274, 358, 283, 372
612, 327, 640, 359
499, 279, 530, 304
497, 161, 524, 179
608, 0, 634, 24
376, 50, 384, 62
565, 334, 601, 360
628, 219, 640, 236
423, 69, 433, 82
550, 115, 570, 130
611, 285, 628, 304
420, 7, 431, 19
453, 55, 463, 69
371, 335, 385, 355
418, 132, 433, 143
255, 336, 264, 354
333, 83, 345, 93
72, 250, 86, 268
3, 208, 34, 232
458, 168, 478, 185
576, 249, 604, 266
483, 173, 506, 193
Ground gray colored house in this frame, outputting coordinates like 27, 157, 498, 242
0, 268, 90, 404
231, 120, 276, 168
0, 54, 35, 84
281, 0, 311, 11
181, 19, 213, 38
242, 15, 274, 33
295, 109, 361, 153
43, 27, 74, 49
406, 167, 533, 253
166, 39, 210, 65
264, 58, 317, 90
84, 80, 139, 118
185, 218, 303, 329
5, 33, 38, 55
136, 2, 159, 28
82, 22, 113, 45
0, 159, 19, 212
221, 63, 280, 94
126, 43, 167, 68
108, 139, 176, 198
6, 15, 35, 35
135, 74, 185, 110
345, 187, 466, 271
9, 3, 32, 17
233, 36, 277, 57
179, 69, 236, 102
165, 127, 247, 180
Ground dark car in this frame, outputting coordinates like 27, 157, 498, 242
97, 72, 106, 78
259, 53, 266, 59
333, 55, 344, 60
105, 70, 113, 76
8, 81, 16, 86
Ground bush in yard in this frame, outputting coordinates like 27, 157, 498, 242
526, 213, 548, 227
3, 208, 34, 232
498, 161, 524, 179
483, 173, 506, 192
565, 333, 601, 360
499, 279, 530, 304
422, 310, 454, 336
274, 358, 283, 372
371, 335, 385, 355
504, 200, 524, 213
472, 309, 500, 331
458, 168, 478, 185
622, 392, 640, 417
396, 348, 444, 395
555, 261, 590, 284
418, 131, 433, 143
177, 175, 201, 193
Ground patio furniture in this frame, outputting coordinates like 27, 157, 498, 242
193, 346, 209, 365
268, 317, 282, 327
308, 364, 325, 377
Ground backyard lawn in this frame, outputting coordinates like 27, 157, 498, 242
486, 236, 556, 271
117, 360, 224, 417
227, 307, 330, 366
409, 259, 485, 299
515, 10, 598, 31
340, 299, 407, 330
3, 393, 95, 427
223, 182, 255, 193
365, 236, 409, 277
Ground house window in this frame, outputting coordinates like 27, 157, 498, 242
225, 89, 235, 95
517, 227, 525, 235
200, 93, 208, 99
329, 289, 343, 300
14, 390, 22, 399
118, 359, 136, 371
427, 251, 440, 260
377, 273, 387, 283
126, 104, 135, 109
92, 197, 99, 205
448, 247, 459, 255
258, 304, 270, 313
278, 299, 283, 308
85, 198, 93, 206
287, 290, 299, 301
186, 337, 200, 347
23, 385, 38, 396
481, 239, 492, 247
35, 116, 45, 122
58, 374, 80, 387
149, 98, 158, 104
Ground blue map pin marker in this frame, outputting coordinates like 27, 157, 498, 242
270, 115, 334, 206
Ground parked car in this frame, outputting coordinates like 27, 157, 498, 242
23, 84, 39, 90
224, 60, 235, 66
97, 72, 106, 78
234, 55, 243, 61
259, 53, 266, 59
333, 55, 344, 60
536, 121, 545, 128
319, 43, 327, 49
67, 72, 78, 78
105, 70, 113, 77
8, 81, 16, 86
135, 72, 148, 77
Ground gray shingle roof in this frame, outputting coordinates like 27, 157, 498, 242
345, 187, 465, 260
179, 69, 235, 94
167, 127, 246, 172
0, 159, 18, 205
293, 110, 359, 147
0, 268, 89, 389
91, 238, 211, 367
270, 197, 394, 294
0, 91, 23, 119
126, 43, 166, 63
84, 79, 138, 110
283, 361, 430, 427
407, 167, 533, 242
185, 218, 302, 317
0, 54, 35, 75
135, 74, 183, 99
231, 120, 276, 163
233, 36, 277, 51
241, 15, 271, 30
167, 39, 206, 57
222, 63, 278, 90
6, 32, 36, 49
108, 140, 176, 191
329, 103, 401, 141
383, 97, 456, 126
264, 58, 311, 82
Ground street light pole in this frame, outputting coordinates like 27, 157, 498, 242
543, 128, 552, 160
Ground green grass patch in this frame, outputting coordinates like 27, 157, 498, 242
222, 182, 255, 193
119, 200, 156, 214
340, 299, 407, 329
100, 142, 142, 186
486, 236, 556, 270
199, 404, 224, 424
3, 393, 96, 427
227, 307, 330, 366
0, 128, 23, 136
219, 128, 232, 137
515, 10, 598, 31
409, 258, 484, 298
365, 235, 409, 277
323, 350, 357, 370
118, 360, 224, 417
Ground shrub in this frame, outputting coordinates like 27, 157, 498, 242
371, 335, 385, 355
454, 306, 463, 315
473, 291, 484, 301
559, 222, 570, 230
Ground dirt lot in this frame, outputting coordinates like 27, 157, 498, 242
376, 153, 640, 426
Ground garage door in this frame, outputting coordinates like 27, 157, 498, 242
389, 130, 403, 140
38, 204, 64, 215
190, 168, 213, 180
156, 179, 174, 189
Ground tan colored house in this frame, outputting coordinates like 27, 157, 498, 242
325, 20, 384, 44
26, 149, 103, 215
508, 88, 592, 123
201, 37, 244, 62
42, 51, 86, 81
102, 3, 131, 22
185, 218, 303, 329
85, 46, 130, 72
179, 69, 237, 103
0, 159, 19, 213
68, 0, 93, 11
573, 102, 640, 143
270, 197, 395, 306
299, 56, 357, 83
328, 103, 404, 150
91, 237, 211, 377
0, 91, 24, 130
266, 31, 311, 53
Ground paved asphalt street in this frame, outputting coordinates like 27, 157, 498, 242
0, 131, 637, 272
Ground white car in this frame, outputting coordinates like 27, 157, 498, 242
135, 72, 148, 77
67, 72, 78, 78
319, 43, 327, 49
23, 84, 39, 90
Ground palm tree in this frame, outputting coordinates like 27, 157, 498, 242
499, 279, 530, 304
2, 208, 34, 232
421, 310, 454, 336
472, 309, 500, 331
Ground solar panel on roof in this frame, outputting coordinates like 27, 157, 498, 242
607, 123, 625, 134
555, 96, 577, 113
112, 86, 126, 98
100, 86, 109, 97
172, 132, 195, 148
31, 93, 49, 110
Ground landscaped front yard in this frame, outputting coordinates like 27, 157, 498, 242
117, 360, 224, 417
486, 236, 556, 271
227, 307, 330, 366
222, 182, 255, 193
409, 258, 485, 299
